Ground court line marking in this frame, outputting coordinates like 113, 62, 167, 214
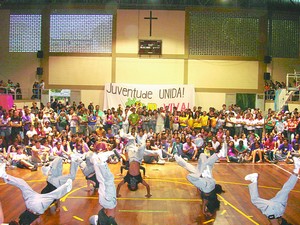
73, 216, 84, 222
217, 195, 259, 225
221, 210, 226, 215
272, 163, 300, 180
119, 210, 168, 213
203, 219, 215, 224
60, 186, 85, 202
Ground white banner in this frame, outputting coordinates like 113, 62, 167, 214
104, 83, 195, 111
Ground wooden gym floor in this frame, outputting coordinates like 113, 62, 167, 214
0, 161, 299, 225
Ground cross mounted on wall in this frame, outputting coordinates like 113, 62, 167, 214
144, 11, 158, 37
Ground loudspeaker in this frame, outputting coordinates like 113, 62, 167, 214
264, 72, 271, 80
37, 67, 43, 75
37, 51, 43, 58
264, 55, 272, 64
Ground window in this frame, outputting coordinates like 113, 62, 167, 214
50, 13, 113, 53
189, 11, 260, 57
9, 14, 42, 52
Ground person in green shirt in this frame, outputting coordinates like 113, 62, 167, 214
128, 107, 140, 133
234, 140, 249, 163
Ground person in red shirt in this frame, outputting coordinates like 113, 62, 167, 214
287, 117, 298, 143
263, 135, 277, 163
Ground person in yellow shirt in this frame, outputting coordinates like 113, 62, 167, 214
201, 111, 210, 131
187, 112, 194, 129
210, 114, 217, 134
193, 111, 202, 131
179, 111, 188, 130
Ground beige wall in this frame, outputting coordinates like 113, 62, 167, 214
188, 60, 259, 89
270, 58, 300, 82
81, 90, 104, 108
195, 92, 226, 111
48, 56, 112, 86
116, 10, 185, 55
265, 101, 299, 112
116, 58, 184, 84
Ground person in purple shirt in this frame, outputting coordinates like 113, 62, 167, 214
182, 136, 198, 160
106, 128, 114, 139
160, 136, 170, 158
276, 139, 293, 163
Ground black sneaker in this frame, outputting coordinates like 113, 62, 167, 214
97, 208, 117, 225
97, 208, 109, 225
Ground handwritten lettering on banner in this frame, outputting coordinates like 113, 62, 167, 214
104, 83, 195, 111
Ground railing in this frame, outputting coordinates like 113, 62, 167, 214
265, 89, 300, 101
264, 89, 275, 100
0, 87, 42, 100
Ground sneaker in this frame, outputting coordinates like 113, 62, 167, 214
98, 151, 115, 163
41, 166, 50, 176
89, 215, 98, 225
293, 157, 300, 169
157, 159, 165, 165
66, 179, 73, 192
0, 163, 7, 179
245, 173, 258, 183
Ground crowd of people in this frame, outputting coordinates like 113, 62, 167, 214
0, 79, 22, 100
0, 99, 300, 224
0, 79, 46, 100
0, 100, 300, 170
264, 79, 300, 101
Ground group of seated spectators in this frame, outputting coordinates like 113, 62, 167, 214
0, 79, 22, 100
0, 100, 300, 172
264, 79, 300, 101
264, 80, 287, 100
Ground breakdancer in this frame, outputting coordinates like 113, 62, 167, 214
89, 151, 117, 225
0, 163, 72, 225
245, 157, 300, 225
175, 153, 225, 217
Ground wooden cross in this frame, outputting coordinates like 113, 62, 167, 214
144, 11, 158, 37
